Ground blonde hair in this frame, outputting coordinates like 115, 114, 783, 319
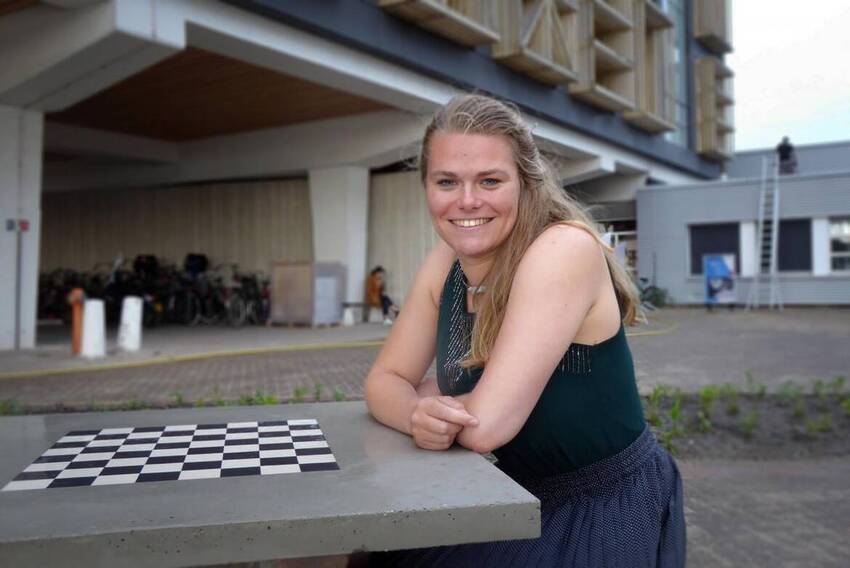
418, 94, 646, 368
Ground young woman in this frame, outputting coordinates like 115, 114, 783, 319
363, 94, 685, 567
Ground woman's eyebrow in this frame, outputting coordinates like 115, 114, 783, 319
477, 169, 510, 177
429, 169, 510, 178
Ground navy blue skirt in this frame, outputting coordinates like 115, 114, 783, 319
368, 426, 686, 567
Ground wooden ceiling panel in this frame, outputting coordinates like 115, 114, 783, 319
49, 48, 391, 141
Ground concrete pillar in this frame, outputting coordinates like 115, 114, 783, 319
812, 218, 830, 276
740, 221, 756, 277
308, 166, 370, 304
0, 106, 43, 350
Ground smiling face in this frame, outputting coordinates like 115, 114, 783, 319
424, 131, 521, 264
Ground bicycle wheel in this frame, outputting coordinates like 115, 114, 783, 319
227, 297, 247, 327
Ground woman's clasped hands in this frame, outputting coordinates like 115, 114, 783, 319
409, 395, 478, 451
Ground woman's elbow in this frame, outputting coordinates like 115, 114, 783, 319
456, 426, 499, 454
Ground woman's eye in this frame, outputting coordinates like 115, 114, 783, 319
436, 179, 455, 188
481, 178, 501, 187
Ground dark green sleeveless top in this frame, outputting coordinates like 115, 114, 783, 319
436, 260, 646, 477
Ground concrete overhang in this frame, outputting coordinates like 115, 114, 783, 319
4, 0, 702, 189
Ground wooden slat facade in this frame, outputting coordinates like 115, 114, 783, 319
378, 0, 500, 46
367, 171, 439, 307
40, 180, 313, 274
569, 0, 637, 113
491, 0, 580, 86
695, 57, 734, 161
623, 0, 676, 133
693, 0, 732, 54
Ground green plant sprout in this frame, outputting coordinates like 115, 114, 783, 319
720, 383, 740, 415
333, 389, 346, 402
830, 376, 846, 397
777, 381, 801, 407
698, 385, 719, 419
745, 370, 766, 399
314, 383, 324, 402
738, 411, 760, 439
791, 398, 807, 420
292, 386, 309, 403
1, 399, 20, 415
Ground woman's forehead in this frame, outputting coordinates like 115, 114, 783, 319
429, 132, 514, 162
427, 131, 516, 171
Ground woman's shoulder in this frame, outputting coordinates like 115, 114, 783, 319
524, 222, 607, 266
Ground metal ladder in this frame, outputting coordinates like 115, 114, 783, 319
745, 157, 783, 311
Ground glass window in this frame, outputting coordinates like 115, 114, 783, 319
662, 0, 690, 148
689, 223, 740, 275
777, 219, 812, 272
830, 217, 850, 272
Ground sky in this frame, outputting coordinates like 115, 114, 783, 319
726, 0, 850, 150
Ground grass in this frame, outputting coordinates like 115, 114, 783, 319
745, 370, 767, 399
720, 383, 740, 416
738, 411, 760, 439
0, 399, 19, 415
238, 391, 278, 406
291, 386, 310, 403
778, 381, 802, 407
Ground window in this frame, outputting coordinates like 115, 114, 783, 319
778, 219, 812, 272
689, 223, 739, 275
830, 218, 850, 272
662, 0, 690, 148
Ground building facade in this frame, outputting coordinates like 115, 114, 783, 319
637, 140, 850, 305
0, 0, 734, 349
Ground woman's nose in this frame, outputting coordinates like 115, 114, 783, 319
458, 184, 479, 209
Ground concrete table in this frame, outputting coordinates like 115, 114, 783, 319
0, 401, 539, 567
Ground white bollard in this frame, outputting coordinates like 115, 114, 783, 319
118, 296, 143, 352
342, 306, 356, 327
81, 299, 106, 358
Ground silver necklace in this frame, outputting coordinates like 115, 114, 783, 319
467, 284, 487, 295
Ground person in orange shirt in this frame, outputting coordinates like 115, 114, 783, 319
366, 266, 399, 325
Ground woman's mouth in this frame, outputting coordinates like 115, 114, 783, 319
450, 218, 493, 228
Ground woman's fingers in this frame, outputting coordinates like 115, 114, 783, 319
415, 414, 463, 436
413, 429, 457, 450
434, 396, 479, 427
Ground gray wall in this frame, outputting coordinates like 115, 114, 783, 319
727, 140, 850, 179
637, 171, 850, 305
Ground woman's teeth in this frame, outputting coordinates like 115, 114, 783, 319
452, 218, 492, 228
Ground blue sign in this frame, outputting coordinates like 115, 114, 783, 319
704, 254, 737, 304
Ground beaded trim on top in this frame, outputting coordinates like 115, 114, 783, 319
445, 261, 475, 393
448, 261, 592, 377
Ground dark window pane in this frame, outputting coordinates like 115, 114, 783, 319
778, 219, 811, 272
689, 223, 740, 275
833, 239, 850, 253
832, 256, 850, 271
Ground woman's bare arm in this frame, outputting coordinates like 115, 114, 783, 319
364, 240, 473, 436
453, 225, 606, 453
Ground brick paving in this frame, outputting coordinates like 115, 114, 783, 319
682, 457, 850, 567
0, 346, 384, 411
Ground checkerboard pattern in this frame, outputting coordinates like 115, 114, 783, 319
2, 419, 339, 491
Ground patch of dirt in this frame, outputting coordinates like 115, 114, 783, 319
646, 392, 850, 461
